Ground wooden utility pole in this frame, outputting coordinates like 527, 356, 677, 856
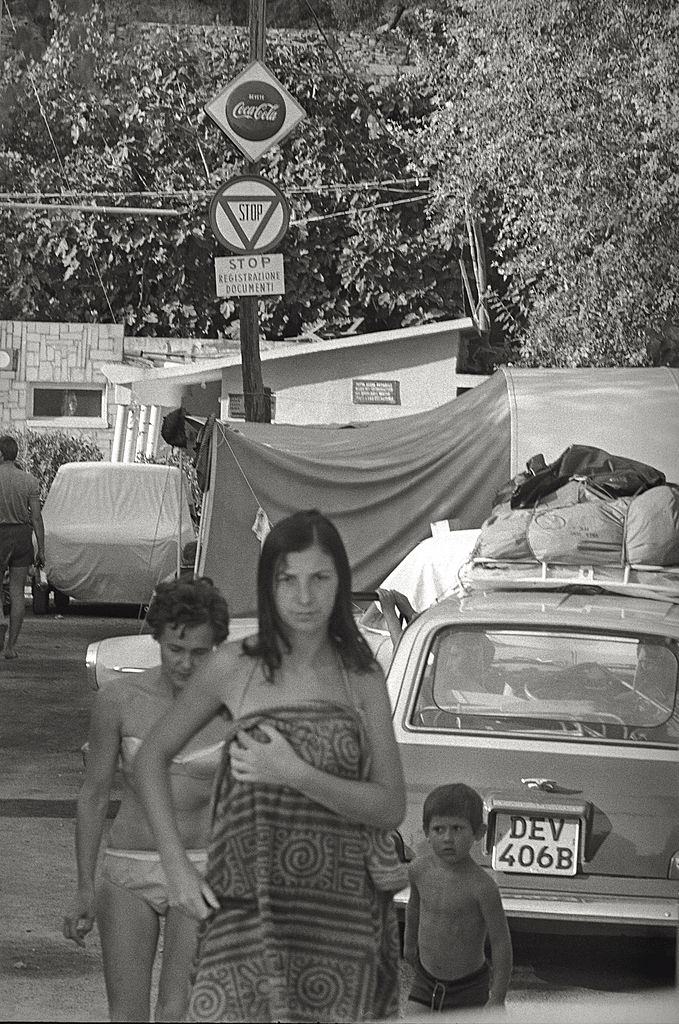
240, 0, 271, 423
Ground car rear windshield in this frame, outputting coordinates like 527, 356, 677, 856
409, 627, 679, 744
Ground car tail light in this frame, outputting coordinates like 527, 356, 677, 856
668, 852, 679, 880
85, 641, 100, 690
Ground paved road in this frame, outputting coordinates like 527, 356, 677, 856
0, 602, 145, 1022
0, 603, 676, 1022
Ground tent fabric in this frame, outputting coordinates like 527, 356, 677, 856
504, 366, 679, 477
43, 462, 195, 604
200, 367, 679, 617
201, 372, 511, 615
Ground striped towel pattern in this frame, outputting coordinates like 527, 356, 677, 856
188, 703, 400, 1022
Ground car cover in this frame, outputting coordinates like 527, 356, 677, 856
43, 462, 196, 604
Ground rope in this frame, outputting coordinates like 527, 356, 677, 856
217, 424, 266, 511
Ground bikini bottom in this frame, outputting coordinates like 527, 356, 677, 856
102, 848, 207, 915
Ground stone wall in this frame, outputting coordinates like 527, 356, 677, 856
0, 321, 125, 458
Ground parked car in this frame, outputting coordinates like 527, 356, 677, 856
387, 576, 679, 936
86, 618, 259, 691
39, 462, 195, 613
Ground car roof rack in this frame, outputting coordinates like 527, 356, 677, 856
459, 559, 679, 604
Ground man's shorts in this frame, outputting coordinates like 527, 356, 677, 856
101, 848, 208, 916
0, 524, 33, 568
409, 956, 490, 1012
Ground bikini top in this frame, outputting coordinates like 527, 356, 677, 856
120, 736, 224, 779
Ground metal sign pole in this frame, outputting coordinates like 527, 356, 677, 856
240, 0, 270, 424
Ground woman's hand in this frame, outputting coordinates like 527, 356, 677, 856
230, 723, 304, 787
376, 587, 419, 645
62, 888, 95, 947
167, 861, 220, 921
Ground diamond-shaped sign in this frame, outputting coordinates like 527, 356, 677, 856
205, 60, 306, 162
209, 176, 289, 254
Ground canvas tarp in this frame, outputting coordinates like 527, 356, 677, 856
200, 366, 679, 615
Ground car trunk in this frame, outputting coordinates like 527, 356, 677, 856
396, 736, 678, 900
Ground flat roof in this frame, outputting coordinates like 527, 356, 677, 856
100, 318, 475, 390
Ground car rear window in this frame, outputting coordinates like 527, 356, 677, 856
409, 627, 679, 743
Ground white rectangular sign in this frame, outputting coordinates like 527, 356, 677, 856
214, 253, 285, 297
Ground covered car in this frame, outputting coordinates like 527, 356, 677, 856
42, 462, 195, 607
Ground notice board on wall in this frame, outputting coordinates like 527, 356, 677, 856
352, 379, 401, 405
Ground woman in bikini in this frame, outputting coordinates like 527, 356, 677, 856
62, 576, 230, 1022
134, 509, 407, 1023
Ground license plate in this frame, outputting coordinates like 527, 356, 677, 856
492, 813, 580, 876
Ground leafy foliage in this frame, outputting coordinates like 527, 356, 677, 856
0, 4, 459, 339
409, 0, 679, 369
11, 429, 103, 503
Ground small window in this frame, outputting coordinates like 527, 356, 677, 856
31, 387, 103, 419
410, 627, 679, 743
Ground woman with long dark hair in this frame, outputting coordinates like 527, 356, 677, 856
135, 510, 406, 1022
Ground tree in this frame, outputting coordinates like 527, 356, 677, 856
0, 3, 459, 337
409, 0, 679, 369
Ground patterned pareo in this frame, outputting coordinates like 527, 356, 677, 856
188, 701, 403, 1023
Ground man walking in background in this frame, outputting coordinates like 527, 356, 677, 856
0, 436, 45, 658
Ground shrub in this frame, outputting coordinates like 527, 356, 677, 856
10, 429, 103, 503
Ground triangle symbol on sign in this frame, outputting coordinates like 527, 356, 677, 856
216, 197, 281, 250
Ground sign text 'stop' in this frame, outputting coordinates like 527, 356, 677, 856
209, 176, 290, 254
205, 60, 307, 162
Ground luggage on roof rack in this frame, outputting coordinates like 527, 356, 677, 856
475, 484, 679, 568
496, 444, 666, 509
466, 446, 679, 602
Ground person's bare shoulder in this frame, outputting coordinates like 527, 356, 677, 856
201, 641, 258, 713
96, 665, 160, 709
407, 846, 436, 882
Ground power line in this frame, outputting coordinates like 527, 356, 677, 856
0, 179, 431, 200
293, 191, 434, 226
0, 191, 434, 222
0, 201, 182, 216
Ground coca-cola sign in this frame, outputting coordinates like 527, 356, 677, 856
226, 81, 286, 142
205, 60, 306, 162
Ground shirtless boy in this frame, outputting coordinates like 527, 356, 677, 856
404, 782, 513, 1013
63, 576, 229, 1022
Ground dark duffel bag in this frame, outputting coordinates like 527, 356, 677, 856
494, 444, 665, 510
